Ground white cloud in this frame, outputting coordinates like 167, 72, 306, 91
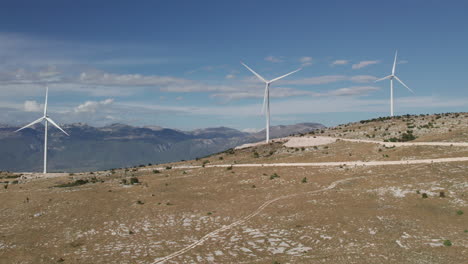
349, 75, 378, 83
331, 60, 349, 66
299, 56, 313, 66
74, 98, 114, 113
265, 56, 283, 63
23, 100, 42, 112
352, 60, 380, 70
78, 71, 191, 87
211, 85, 379, 101
327, 86, 380, 96
398, 60, 409, 64
282, 75, 377, 85
283, 75, 348, 85
225, 74, 236, 79
211, 87, 316, 100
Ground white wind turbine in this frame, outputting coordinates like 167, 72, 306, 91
15, 87, 69, 174
241, 62, 301, 143
375, 51, 414, 116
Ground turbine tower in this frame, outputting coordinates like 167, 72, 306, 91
15, 87, 69, 174
241, 62, 301, 142
375, 51, 414, 116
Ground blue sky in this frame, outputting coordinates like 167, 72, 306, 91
1, 0, 467, 131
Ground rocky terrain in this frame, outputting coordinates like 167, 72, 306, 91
0, 113, 466, 264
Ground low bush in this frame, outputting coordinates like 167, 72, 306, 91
55, 179, 89, 188
270, 173, 280, 180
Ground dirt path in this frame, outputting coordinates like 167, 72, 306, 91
157, 156, 468, 171
152, 176, 363, 264
285, 136, 468, 148
338, 137, 468, 147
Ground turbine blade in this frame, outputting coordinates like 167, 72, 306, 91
44, 86, 49, 116
374, 75, 392, 82
15, 117, 44, 132
269, 68, 302, 83
394, 76, 414, 94
45, 117, 69, 136
240, 62, 267, 83
392, 50, 398, 75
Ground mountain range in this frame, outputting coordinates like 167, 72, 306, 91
0, 122, 324, 172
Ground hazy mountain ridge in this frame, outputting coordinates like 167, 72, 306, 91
0, 122, 324, 172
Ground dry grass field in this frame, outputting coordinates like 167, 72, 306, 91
1, 113, 467, 264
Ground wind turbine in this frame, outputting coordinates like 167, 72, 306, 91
15, 87, 69, 174
241, 62, 301, 143
375, 51, 414, 117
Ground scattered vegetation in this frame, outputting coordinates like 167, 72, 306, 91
270, 173, 280, 180
54, 179, 89, 188
443, 240, 452, 247
121, 177, 139, 185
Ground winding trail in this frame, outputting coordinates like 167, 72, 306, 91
152, 176, 363, 264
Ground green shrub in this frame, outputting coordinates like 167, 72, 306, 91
443, 240, 452, 246
456, 210, 463, 215
270, 173, 280, 180
55, 179, 89, 188
165, 166, 172, 170
422, 193, 428, 198
153, 169, 160, 174
301, 177, 307, 183
130, 177, 139, 184
253, 151, 260, 158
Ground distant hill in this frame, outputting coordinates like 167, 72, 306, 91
0, 122, 324, 172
